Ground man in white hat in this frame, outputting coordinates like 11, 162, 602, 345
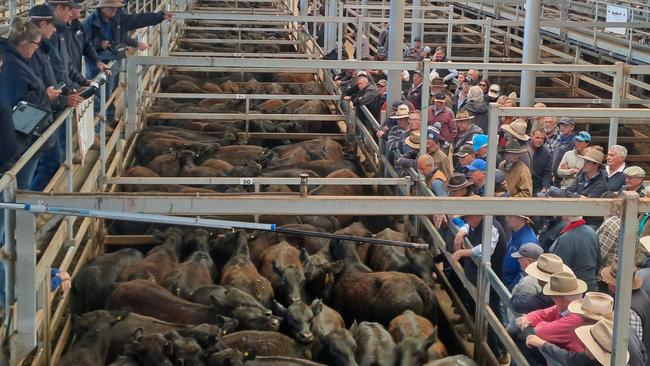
385, 105, 411, 156
516, 272, 588, 353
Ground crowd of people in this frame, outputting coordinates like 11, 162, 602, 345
0, 0, 171, 305
335, 38, 650, 366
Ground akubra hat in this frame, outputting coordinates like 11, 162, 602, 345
501, 118, 530, 141
443, 173, 473, 192
525, 253, 573, 282
568, 292, 614, 321
452, 110, 475, 122
96, 0, 126, 7
501, 139, 527, 154
405, 131, 421, 149
542, 271, 588, 296
389, 104, 410, 119
580, 147, 605, 165
575, 320, 628, 366
600, 262, 643, 290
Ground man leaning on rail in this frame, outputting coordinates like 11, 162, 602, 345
83, 0, 172, 123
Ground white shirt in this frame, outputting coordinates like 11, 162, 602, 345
458, 223, 500, 257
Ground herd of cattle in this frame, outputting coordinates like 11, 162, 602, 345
54, 52, 482, 363
64, 224, 478, 366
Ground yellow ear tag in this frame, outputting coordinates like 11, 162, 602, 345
325, 273, 333, 284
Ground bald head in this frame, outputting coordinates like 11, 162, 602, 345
417, 154, 435, 176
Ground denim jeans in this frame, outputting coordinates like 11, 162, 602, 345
30, 128, 64, 192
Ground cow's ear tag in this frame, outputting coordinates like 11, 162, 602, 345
325, 273, 333, 284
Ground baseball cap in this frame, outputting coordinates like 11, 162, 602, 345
466, 159, 487, 172
574, 131, 591, 142
29, 4, 54, 19
472, 134, 488, 152
454, 144, 474, 157
511, 243, 544, 259
377, 79, 387, 87
624, 166, 646, 178
356, 70, 368, 78
558, 117, 576, 126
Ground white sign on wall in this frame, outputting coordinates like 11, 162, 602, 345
75, 98, 95, 166
606, 4, 629, 36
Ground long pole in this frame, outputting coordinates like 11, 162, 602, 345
387, 0, 405, 105
519, 0, 542, 106
411, 0, 423, 43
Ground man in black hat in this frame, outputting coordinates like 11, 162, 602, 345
46, 0, 83, 90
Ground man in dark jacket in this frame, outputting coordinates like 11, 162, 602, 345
405, 70, 423, 109
529, 128, 553, 196
83, 0, 171, 121
552, 117, 576, 183
68, 0, 110, 80
45, 0, 82, 89
550, 216, 601, 291
342, 72, 379, 126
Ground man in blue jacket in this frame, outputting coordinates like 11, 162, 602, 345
83, 0, 172, 122
502, 215, 539, 291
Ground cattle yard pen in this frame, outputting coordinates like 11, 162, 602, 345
1, 0, 650, 365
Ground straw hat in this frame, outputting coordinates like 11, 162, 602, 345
525, 253, 573, 282
543, 271, 588, 296
600, 262, 643, 290
405, 131, 421, 149
390, 104, 410, 119
640, 235, 650, 253
501, 119, 530, 141
452, 110, 475, 122
96, 0, 125, 7
568, 292, 614, 321
501, 139, 528, 154
575, 319, 628, 366
443, 173, 473, 192
580, 147, 605, 165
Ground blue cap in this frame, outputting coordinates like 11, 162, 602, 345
574, 131, 591, 142
472, 134, 488, 152
466, 159, 487, 172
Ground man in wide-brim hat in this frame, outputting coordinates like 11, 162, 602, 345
516, 272, 588, 353
502, 118, 530, 142
498, 140, 533, 197
443, 173, 473, 197
600, 262, 650, 356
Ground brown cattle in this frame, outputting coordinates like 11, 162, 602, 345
273, 73, 314, 83
258, 241, 305, 304
106, 280, 229, 326
366, 228, 409, 272
162, 229, 215, 299
201, 159, 234, 172
388, 310, 447, 360
223, 330, 310, 359
220, 231, 275, 308
147, 153, 181, 177
351, 321, 396, 366
256, 99, 286, 113
328, 236, 436, 325
119, 227, 184, 283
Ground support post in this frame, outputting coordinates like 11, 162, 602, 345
446, 5, 453, 57
411, 0, 423, 43
609, 62, 624, 148
324, 0, 337, 52
473, 103, 499, 363
3, 180, 16, 315
8, 0, 15, 22
125, 58, 138, 139
160, 3, 170, 57
482, 22, 491, 79
11, 211, 37, 365
65, 116, 74, 246
519, 0, 542, 107
419, 60, 431, 157
387, 0, 405, 105
611, 191, 639, 366
99, 82, 107, 182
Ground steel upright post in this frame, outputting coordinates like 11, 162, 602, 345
609, 62, 625, 148
611, 191, 639, 366
411, 0, 423, 43
387, 0, 405, 105
519, 0, 542, 107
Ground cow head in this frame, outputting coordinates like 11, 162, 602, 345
405, 249, 436, 287
301, 248, 344, 301
207, 348, 256, 366
230, 305, 280, 332
124, 330, 174, 366
164, 330, 205, 366
273, 299, 321, 345
272, 260, 307, 304
72, 308, 129, 336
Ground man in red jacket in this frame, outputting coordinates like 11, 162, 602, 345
428, 92, 457, 148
